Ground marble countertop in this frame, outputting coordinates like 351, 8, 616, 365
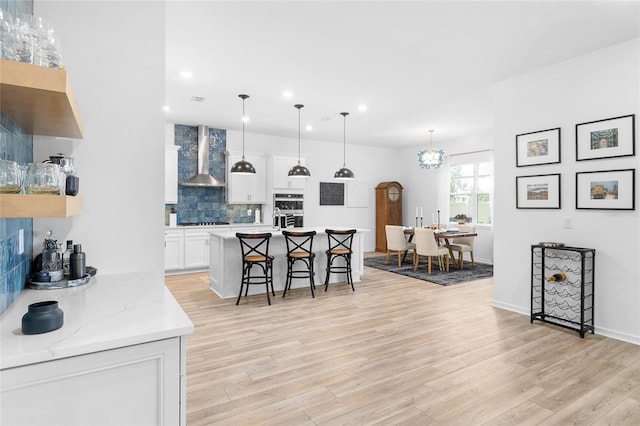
0, 272, 194, 370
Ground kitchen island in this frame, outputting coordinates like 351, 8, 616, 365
0, 272, 193, 425
208, 227, 369, 299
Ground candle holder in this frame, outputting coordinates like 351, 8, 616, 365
420, 217, 423, 227
415, 216, 418, 227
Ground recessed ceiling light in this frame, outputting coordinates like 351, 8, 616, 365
242, 116, 250, 123
305, 125, 313, 131
282, 90, 293, 98
180, 70, 193, 79
163, 105, 170, 112
358, 104, 367, 112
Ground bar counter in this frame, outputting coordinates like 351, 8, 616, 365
208, 227, 369, 299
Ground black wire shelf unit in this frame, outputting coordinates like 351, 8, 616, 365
530, 244, 596, 338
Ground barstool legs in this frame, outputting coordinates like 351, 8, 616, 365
324, 254, 355, 292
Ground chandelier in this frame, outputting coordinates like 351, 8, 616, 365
417, 129, 444, 169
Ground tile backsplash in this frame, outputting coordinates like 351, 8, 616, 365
0, 0, 34, 316
0, 116, 34, 314
168, 125, 261, 224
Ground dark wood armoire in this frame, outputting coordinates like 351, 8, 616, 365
375, 181, 403, 252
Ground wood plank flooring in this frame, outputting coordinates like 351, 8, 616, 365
165, 262, 640, 425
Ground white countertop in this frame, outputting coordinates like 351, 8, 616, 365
0, 272, 194, 370
165, 223, 264, 230
208, 226, 369, 240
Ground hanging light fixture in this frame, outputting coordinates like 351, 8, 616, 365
288, 104, 311, 178
334, 112, 355, 180
230, 94, 256, 174
417, 129, 445, 169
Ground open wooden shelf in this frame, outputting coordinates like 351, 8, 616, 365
0, 194, 83, 218
0, 60, 84, 139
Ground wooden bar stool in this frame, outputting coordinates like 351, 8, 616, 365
324, 229, 357, 292
282, 230, 317, 298
235, 232, 275, 305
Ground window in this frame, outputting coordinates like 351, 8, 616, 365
449, 161, 493, 225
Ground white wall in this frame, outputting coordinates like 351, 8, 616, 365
396, 133, 495, 264
33, 1, 166, 275
226, 130, 405, 251
492, 38, 640, 343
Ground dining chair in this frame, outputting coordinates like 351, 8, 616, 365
235, 232, 275, 305
448, 224, 476, 269
413, 227, 449, 274
385, 225, 416, 267
282, 230, 317, 298
324, 228, 357, 291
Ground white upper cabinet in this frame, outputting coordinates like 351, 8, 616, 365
165, 146, 180, 204
270, 155, 306, 190
165, 124, 180, 204
226, 151, 267, 204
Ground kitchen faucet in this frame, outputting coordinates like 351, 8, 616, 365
273, 207, 282, 230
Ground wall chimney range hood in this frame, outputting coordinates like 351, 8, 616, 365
181, 125, 226, 187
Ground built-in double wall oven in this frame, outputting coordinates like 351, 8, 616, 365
273, 193, 304, 228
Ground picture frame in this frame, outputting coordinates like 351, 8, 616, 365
516, 173, 561, 209
319, 182, 345, 206
576, 169, 635, 210
516, 127, 561, 167
575, 114, 635, 161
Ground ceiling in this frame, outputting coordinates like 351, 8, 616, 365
165, 1, 640, 148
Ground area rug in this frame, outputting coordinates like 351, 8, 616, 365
363, 255, 493, 286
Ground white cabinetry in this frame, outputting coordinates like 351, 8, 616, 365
271, 154, 306, 190
165, 145, 180, 204
164, 229, 184, 270
226, 151, 267, 203
184, 229, 210, 268
1, 337, 185, 426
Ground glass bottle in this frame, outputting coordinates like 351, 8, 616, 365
62, 240, 73, 276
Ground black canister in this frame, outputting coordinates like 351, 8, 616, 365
65, 175, 79, 196
22, 301, 64, 334
70, 244, 86, 279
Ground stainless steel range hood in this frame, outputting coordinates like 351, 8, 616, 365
181, 125, 226, 187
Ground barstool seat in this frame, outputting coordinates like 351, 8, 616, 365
324, 228, 357, 292
282, 230, 317, 298
236, 232, 275, 305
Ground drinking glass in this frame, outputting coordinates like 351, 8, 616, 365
0, 9, 17, 61
25, 163, 60, 194
0, 159, 21, 193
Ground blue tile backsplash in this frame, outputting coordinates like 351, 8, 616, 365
168, 125, 261, 224
0, 114, 34, 314
0, 0, 34, 316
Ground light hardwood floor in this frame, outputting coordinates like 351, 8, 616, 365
165, 263, 640, 425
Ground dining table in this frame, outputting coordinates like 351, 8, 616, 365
403, 227, 478, 269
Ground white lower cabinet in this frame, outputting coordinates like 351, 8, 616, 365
184, 229, 210, 268
1, 337, 185, 426
164, 229, 184, 270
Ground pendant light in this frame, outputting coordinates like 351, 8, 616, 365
417, 129, 445, 169
230, 94, 256, 174
334, 112, 355, 180
288, 104, 311, 178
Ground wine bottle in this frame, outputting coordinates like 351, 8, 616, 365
546, 272, 566, 282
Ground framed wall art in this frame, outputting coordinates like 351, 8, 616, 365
516, 173, 561, 209
576, 169, 635, 210
516, 127, 561, 167
319, 182, 345, 206
576, 114, 635, 161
